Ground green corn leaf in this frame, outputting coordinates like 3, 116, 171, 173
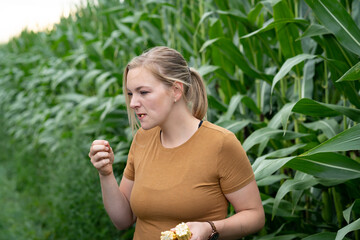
243, 127, 308, 152
273, 0, 303, 60
57, 93, 87, 104
207, 95, 227, 112
302, 119, 339, 139
302, 232, 338, 240
199, 38, 219, 52
252, 144, 306, 172
258, 233, 306, 240
268, 102, 296, 132
240, 96, 261, 115
272, 176, 318, 219
114, 21, 138, 40
301, 59, 318, 99
95, 72, 112, 87
80, 69, 102, 87
78, 96, 99, 109
337, 61, 360, 82
218, 93, 261, 120
140, 21, 165, 45
195, 11, 214, 37
302, 123, 360, 155
286, 152, 360, 180
97, 77, 117, 97
216, 120, 250, 134
145, 0, 174, 6
298, 23, 331, 40
292, 98, 360, 122
316, 178, 347, 187
305, 0, 360, 56
100, 98, 114, 122
100, 6, 126, 15
343, 199, 360, 224
254, 156, 295, 181
254, 123, 360, 180
200, 38, 272, 81
247, 2, 263, 24
224, 94, 242, 120
291, 172, 307, 214
51, 69, 78, 90
240, 18, 308, 39
335, 218, 360, 240
257, 174, 289, 187
197, 65, 220, 77
272, 54, 317, 94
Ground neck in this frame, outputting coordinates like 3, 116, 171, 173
160, 103, 201, 148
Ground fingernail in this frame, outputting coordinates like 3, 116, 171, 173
104, 141, 108, 145
105, 147, 109, 151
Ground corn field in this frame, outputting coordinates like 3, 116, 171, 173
0, 0, 359, 239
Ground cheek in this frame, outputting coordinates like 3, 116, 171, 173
147, 95, 172, 113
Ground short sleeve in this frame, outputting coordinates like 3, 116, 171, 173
218, 132, 255, 194
123, 134, 138, 181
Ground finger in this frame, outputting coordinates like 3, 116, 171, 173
91, 140, 109, 146
92, 144, 110, 152
89, 145, 110, 157
93, 158, 110, 169
91, 151, 110, 163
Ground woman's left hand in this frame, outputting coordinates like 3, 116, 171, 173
186, 222, 213, 240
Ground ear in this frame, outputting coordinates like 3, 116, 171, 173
172, 81, 184, 102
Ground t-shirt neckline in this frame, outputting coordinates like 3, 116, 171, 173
157, 121, 207, 151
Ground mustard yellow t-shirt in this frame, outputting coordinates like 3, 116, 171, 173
123, 121, 254, 240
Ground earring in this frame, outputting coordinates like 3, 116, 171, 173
174, 99, 177, 103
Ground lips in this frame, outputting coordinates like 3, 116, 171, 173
137, 113, 146, 120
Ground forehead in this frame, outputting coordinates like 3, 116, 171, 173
126, 67, 163, 90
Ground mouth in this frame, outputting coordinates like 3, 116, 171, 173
137, 113, 146, 120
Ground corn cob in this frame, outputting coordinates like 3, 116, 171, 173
160, 230, 177, 240
175, 222, 192, 240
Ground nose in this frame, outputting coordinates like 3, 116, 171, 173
129, 94, 140, 109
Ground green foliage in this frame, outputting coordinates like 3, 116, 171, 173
0, 0, 359, 239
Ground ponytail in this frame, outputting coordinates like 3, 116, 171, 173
188, 67, 207, 120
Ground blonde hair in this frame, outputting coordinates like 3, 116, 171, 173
123, 46, 208, 132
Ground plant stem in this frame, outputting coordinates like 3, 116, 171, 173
199, 0, 206, 65
323, 60, 329, 104
332, 187, 343, 228
341, 96, 348, 131
256, 79, 261, 111
321, 189, 332, 223
280, 78, 286, 99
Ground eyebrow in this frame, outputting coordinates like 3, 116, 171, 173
126, 86, 149, 92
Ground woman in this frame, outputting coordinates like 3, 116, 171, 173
89, 46, 265, 240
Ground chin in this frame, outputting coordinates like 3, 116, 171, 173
140, 123, 157, 130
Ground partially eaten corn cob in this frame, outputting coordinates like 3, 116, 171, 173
174, 222, 192, 240
160, 230, 177, 240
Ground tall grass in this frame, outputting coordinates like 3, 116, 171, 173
0, 0, 359, 239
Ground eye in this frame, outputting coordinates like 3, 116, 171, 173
140, 91, 149, 95
127, 92, 133, 96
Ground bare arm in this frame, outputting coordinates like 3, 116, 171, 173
99, 174, 136, 229
215, 180, 265, 239
89, 140, 136, 230
186, 180, 265, 240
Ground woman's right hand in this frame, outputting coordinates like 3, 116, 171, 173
89, 140, 114, 176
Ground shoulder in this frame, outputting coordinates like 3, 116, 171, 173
201, 121, 236, 140
201, 121, 244, 153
